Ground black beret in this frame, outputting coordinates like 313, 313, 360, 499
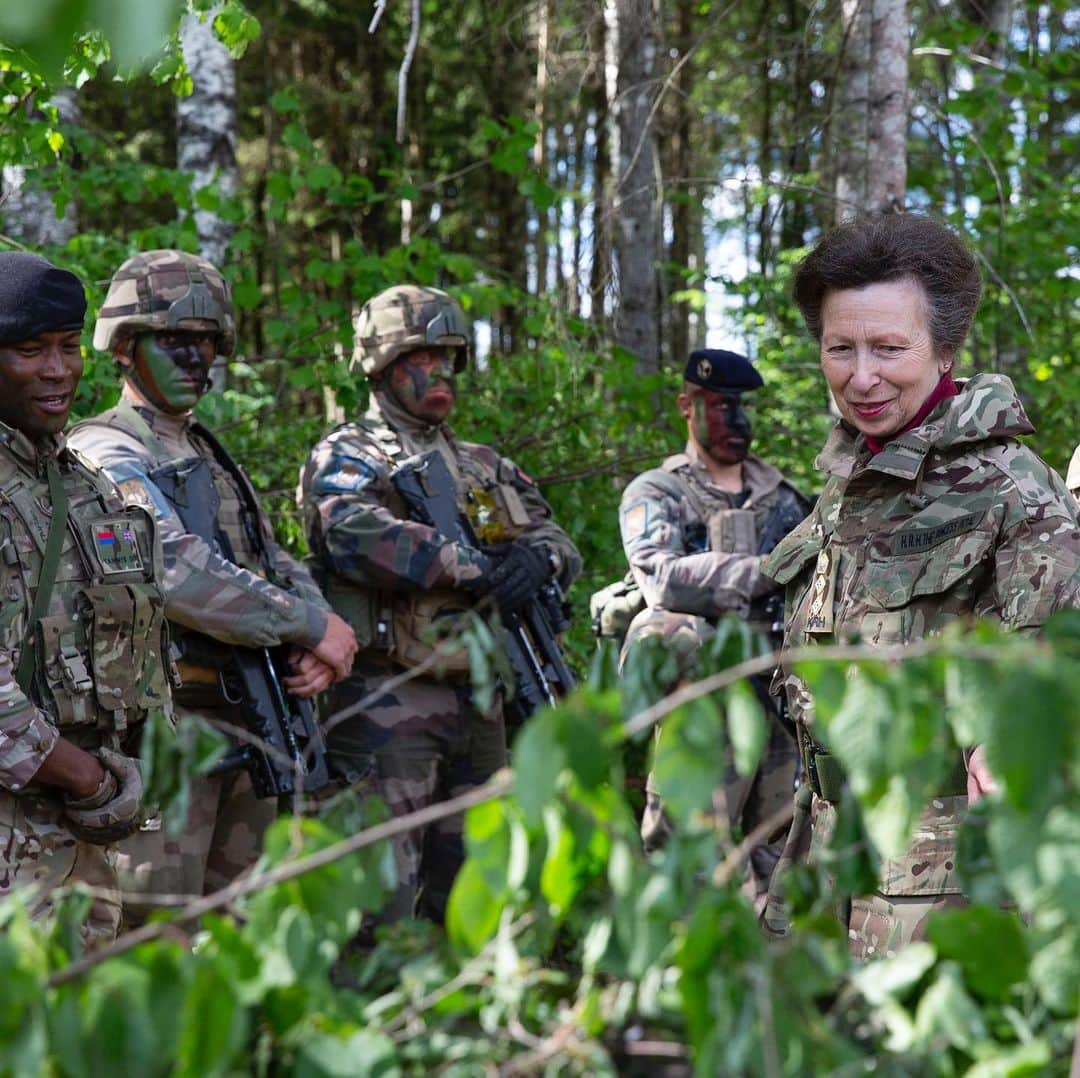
0, 251, 86, 346
684, 349, 763, 393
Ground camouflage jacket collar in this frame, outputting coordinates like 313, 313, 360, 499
0, 419, 65, 473
368, 390, 457, 449
816, 373, 1034, 482
668, 443, 786, 505
121, 386, 196, 444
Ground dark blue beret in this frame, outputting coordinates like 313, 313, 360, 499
684, 349, 763, 393
0, 251, 86, 346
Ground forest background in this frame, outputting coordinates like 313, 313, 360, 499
0, 1, 1078, 1075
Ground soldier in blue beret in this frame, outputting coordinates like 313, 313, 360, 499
593, 345, 810, 903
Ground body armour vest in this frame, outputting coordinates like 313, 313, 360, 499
0, 431, 171, 743
321, 409, 531, 673
82, 402, 266, 576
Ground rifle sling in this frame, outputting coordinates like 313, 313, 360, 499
16, 457, 70, 694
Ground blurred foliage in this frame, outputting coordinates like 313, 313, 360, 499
0, 2, 1077, 1072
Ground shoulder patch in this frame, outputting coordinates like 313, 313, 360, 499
621, 499, 649, 541
314, 454, 378, 495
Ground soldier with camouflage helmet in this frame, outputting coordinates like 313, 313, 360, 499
68, 250, 357, 919
0, 252, 166, 945
762, 214, 1080, 957
604, 348, 810, 902
297, 284, 581, 922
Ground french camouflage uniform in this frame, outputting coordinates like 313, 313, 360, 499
298, 389, 581, 921
764, 374, 1080, 957
619, 443, 809, 898
0, 424, 171, 944
68, 389, 332, 910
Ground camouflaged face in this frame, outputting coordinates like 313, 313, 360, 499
353, 285, 469, 377
94, 250, 236, 357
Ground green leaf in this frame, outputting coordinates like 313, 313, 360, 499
539, 804, 576, 915
294, 1032, 400, 1078
446, 858, 504, 955
850, 941, 937, 1005
926, 906, 1028, 999
175, 959, 247, 1078
726, 680, 765, 777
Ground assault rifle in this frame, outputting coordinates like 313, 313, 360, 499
391, 450, 575, 724
150, 455, 331, 800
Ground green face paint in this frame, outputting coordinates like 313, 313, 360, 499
688, 390, 753, 465
387, 349, 456, 422
133, 332, 216, 414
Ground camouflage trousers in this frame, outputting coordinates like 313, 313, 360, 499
324, 663, 508, 924
642, 706, 797, 905
0, 789, 121, 948
763, 788, 968, 957
116, 709, 274, 926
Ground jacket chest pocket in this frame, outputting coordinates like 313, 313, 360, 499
856, 528, 995, 643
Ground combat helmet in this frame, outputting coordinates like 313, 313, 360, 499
353, 285, 469, 377
93, 249, 236, 356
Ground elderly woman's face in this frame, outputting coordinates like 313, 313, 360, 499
820, 277, 949, 439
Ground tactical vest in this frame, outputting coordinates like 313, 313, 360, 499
73, 403, 285, 705
323, 414, 530, 674
591, 456, 758, 642
0, 441, 171, 744
78, 402, 266, 576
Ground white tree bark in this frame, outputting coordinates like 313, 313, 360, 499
834, 0, 909, 221
2, 88, 80, 246
177, 8, 237, 267
609, 0, 661, 372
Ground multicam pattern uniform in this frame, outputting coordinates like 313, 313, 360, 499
68, 391, 332, 913
298, 390, 581, 921
619, 445, 809, 897
764, 374, 1080, 957
0, 423, 171, 944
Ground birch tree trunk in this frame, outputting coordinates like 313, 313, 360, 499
177, 8, 237, 267
609, 0, 661, 373
834, 0, 909, 222
2, 89, 80, 246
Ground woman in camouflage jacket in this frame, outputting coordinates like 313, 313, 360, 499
763, 214, 1080, 958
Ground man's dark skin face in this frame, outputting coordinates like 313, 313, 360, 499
0, 329, 83, 439
384, 347, 457, 423
127, 330, 217, 415
677, 386, 754, 466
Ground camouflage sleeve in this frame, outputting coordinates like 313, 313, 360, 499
990, 506, 1080, 632
0, 653, 59, 791
300, 437, 490, 592
68, 429, 326, 649
619, 470, 770, 618
496, 454, 582, 590
271, 542, 331, 617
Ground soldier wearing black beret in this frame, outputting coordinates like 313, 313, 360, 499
0, 250, 163, 946
598, 345, 810, 900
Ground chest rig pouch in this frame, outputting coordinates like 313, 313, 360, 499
6, 471, 171, 735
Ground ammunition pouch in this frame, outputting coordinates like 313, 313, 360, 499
323, 574, 392, 653
391, 589, 473, 676
708, 508, 757, 555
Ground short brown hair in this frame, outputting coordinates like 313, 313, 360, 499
792, 214, 982, 358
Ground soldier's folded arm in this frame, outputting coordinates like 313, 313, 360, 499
319, 492, 490, 591
0, 659, 104, 797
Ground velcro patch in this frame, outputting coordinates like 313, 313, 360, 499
622, 501, 649, 540
316, 457, 376, 494
880, 511, 982, 556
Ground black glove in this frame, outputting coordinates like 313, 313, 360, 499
64, 748, 144, 846
481, 541, 552, 614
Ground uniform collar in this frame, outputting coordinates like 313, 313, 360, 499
816, 374, 1035, 483
121, 382, 196, 440
369, 389, 455, 445
0, 418, 65, 472
676, 441, 785, 502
